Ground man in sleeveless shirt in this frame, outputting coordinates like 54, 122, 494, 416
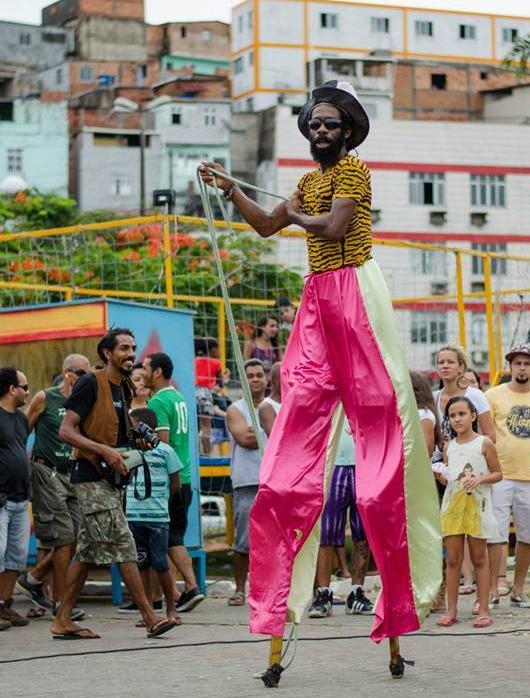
199, 81, 441, 643
226, 359, 267, 606
17, 354, 90, 617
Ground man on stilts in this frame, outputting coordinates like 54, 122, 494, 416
200, 80, 441, 684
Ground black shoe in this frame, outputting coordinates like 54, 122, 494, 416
175, 587, 205, 612
153, 599, 163, 612
52, 602, 86, 621
308, 588, 333, 618
15, 574, 53, 610
346, 587, 374, 615
118, 599, 162, 614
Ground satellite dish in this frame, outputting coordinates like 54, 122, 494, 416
0, 175, 28, 194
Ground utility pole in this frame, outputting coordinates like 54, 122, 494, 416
168, 148, 174, 190
139, 107, 146, 216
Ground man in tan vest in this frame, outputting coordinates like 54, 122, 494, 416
50, 328, 178, 640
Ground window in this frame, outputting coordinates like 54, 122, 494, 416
0, 102, 14, 121
202, 30, 211, 42
248, 11, 253, 29
502, 27, 518, 43
172, 110, 181, 125
180, 26, 187, 39
470, 174, 505, 207
320, 13, 338, 29
411, 312, 447, 344
471, 243, 507, 275
204, 106, 216, 126
19, 32, 31, 45
459, 24, 476, 40
7, 149, 23, 174
371, 17, 390, 33
431, 73, 446, 90
480, 71, 488, 80
111, 176, 132, 197
415, 20, 433, 37
238, 15, 243, 33
56, 68, 63, 85
246, 97, 254, 111
234, 57, 244, 75
409, 173, 445, 205
79, 65, 93, 81
42, 32, 65, 43
410, 248, 447, 276
248, 51, 253, 66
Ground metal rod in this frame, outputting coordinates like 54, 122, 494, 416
483, 256, 496, 381
455, 251, 466, 350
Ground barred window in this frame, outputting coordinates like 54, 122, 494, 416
470, 174, 505, 207
411, 312, 447, 344
409, 172, 445, 205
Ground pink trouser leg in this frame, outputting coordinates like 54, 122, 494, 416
317, 266, 417, 640
249, 277, 339, 636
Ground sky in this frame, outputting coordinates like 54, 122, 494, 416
1, 0, 528, 26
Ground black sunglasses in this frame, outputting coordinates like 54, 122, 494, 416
308, 117, 342, 131
67, 369, 88, 377
17, 384, 29, 392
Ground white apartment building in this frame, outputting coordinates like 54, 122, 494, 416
231, 0, 530, 112
254, 105, 530, 373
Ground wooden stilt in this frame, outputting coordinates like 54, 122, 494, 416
389, 636, 405, 678
261, 636, 284, 688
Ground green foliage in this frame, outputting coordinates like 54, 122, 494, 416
502, 33, 530, 77
0, 190, 77, 231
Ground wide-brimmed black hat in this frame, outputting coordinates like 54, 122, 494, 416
298, 80, 370, 150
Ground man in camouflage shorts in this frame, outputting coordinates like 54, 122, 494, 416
50, 328, 178, 640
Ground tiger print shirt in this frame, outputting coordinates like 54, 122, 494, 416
297, 155, 372, 273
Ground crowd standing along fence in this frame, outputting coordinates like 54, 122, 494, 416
1, 214, 529, 386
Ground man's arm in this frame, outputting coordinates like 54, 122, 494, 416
26, 390, 46, 432
169, 472, 181, 496
59, 410, 128, 475
259, 402, 277, 438
199, 161, 289, 237
287, 193, 357, 241
226, 405, 258, 449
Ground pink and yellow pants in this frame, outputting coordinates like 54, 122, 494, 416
249, 260, 442, 642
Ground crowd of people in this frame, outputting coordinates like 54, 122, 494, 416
1, 317, 529, 639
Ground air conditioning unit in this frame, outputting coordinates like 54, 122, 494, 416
371, 208, 381, 225
429, 210, 447, 226
470, 211, 488, 227
431, 281, 448, 296
471, 350, 489, 366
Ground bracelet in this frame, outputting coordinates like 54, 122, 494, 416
222, 185, 234, 201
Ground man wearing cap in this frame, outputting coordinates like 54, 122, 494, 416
199, 81, 440, 644
486, 343, 530, 608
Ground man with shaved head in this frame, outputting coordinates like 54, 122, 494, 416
16, 354, 91, 618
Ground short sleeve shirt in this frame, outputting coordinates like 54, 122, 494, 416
485, 384, 530, 481
297, 155, 372, 273
148, 387, 191, 485
126, 442, 182, 522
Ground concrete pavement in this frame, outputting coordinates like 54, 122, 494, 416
1, 593, 529, 697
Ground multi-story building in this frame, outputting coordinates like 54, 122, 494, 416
231, 1, 530, 117
0, 97, 68, 194
254, 105, 530, 371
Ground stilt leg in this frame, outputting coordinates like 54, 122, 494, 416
261, 636, 284, 688
389, 636, 405, 678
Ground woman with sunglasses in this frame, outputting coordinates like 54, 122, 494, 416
16, 354, 91, 619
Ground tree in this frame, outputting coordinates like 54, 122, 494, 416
502, 33, 530, 77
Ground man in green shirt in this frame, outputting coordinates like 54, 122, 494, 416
16, 354, 91, 619
143, 352, 204, 612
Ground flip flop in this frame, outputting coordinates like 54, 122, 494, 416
146, 617, 177, 638
473, 616, 493, 628
436, 616, 458, 627
227, 592, 245, 607
51, 627, 101, 640
458, 584, 475, 595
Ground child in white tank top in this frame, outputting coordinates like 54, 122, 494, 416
437, 396, 502, 630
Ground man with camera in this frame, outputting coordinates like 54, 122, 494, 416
51, 328, 178, 639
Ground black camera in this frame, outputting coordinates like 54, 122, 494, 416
133, 421, 160, 450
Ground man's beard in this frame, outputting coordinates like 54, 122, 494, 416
515, 375, 529, 384
310, 130, 346, 165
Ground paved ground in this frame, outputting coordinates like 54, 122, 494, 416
1, 593, 529, 697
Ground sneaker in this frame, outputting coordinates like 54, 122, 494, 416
52, 602, 86, 621
308, 588, 333, 618
0, 598, 29, 627
15, 574, 53, 610
175, 587, 205, 612
510, 594, 530, 608
0, 618, 11, 631
346, 587, 374, 615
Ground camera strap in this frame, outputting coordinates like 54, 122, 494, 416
132, 453, 152, 501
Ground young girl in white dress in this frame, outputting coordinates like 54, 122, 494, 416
438, 397, 502, 629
